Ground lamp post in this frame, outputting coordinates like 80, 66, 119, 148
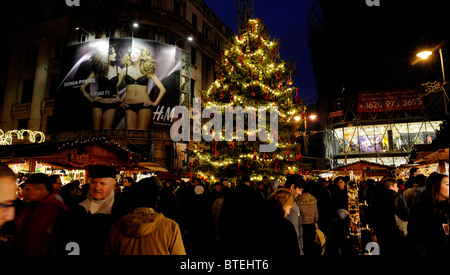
131, 22, 139, 37
175, 35, 194, 48
417, 47, 449, 114
294, 108, 317, 156
75, 27, 94, 41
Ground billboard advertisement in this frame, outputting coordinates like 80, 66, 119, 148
357, 89, 424, 113
53, 38, 182, 132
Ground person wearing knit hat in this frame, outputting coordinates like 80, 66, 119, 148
79, 165, 118, 215
57, 165, 121, 255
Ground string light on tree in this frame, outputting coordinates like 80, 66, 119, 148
189, 18, 306, 182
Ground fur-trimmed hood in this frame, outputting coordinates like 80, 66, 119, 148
297, 192, 317, 205
116, 207, 165, 237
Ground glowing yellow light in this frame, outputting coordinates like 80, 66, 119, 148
417, 51, 432, 60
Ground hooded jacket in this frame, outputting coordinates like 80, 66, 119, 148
297, 192, 319, 225
104, 207, 186, 255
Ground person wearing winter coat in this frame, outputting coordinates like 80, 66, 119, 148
370, 176, 409, 255
11, 173, 68, 255
263, 188, 301, 256
217, 175, 266, 256
57, 165, 121, 255
297, 190, 319, 255
104, 207, 186, 255
407, 173, 449, 255
104, 176, 186, 255
284, 174, 305, 255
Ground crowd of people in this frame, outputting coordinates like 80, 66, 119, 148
0, 163, 448, 256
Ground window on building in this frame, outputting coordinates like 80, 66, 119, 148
21, 79, 34, 103
202, 21, 209, 39
0, 82, 5, 106
192, 13, 197, 30
18, 118, 29, 129
173, 0, 181, 16
24, 45, 38, 66
191, 47, 197, 66
46, 115, 54, 134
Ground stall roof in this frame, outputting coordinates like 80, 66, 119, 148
0, 137, 141, 170
332, 160, 394, 171
414, 147, 449, 164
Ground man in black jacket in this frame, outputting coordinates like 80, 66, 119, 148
370, 176, 409, 255
57, 165, 121, 255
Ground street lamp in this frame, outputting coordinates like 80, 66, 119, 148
294, 111, 318, 156
176, 35, 194, 47
75, 27, 94, 41
131, 22, 139, 37
417, 47, 449, 114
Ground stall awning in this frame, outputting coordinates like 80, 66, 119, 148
332, 160, 394, 172
138, 162, 169, 172
0, 137, 141, 170
414, 147, 449, 164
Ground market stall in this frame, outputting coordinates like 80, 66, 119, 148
1, 137, 142, 184
331, 160, 395, 181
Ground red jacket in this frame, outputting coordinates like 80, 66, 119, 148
12, 192, 68, 255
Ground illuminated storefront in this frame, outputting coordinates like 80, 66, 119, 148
325, 120, 443, 167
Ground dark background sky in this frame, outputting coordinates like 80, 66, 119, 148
203, 0, 317, 103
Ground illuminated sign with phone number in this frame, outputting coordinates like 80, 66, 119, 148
357, 89, 424, 113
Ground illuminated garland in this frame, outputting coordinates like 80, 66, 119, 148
0, 129, 45, 145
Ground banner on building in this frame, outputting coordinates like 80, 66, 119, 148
53, 38, 182, 132
357, 89, 424, 113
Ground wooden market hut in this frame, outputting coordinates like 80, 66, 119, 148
0, 137, 143, 176
332, 160, 395, 180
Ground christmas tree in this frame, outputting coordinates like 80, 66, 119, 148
189, 18, 305, 183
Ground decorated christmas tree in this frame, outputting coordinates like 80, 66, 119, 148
189, 18, 305, 183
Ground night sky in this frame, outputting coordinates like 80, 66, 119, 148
203, 0, 317, 103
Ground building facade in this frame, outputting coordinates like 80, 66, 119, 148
307, 0, 449, 169
0, 0, 234, 171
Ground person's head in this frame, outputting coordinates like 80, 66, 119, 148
48, 174, 62, 192
240, 175, 251, 186
257, 181, 265, 190
22, 173, 52, 203
380, 177, 399, 193
192, 178, 200, 186
88, 165, 117, 201
122, 177, 134, 187
108, 46, 117, 63
284, 174, 304, 198
425, 172, 449, 206
334, 176, 346, 191
221, 179, 229, 188
123, 46, 155, 76
0, 165, 17, 229
123, 176, 162, 213
213, 182, 223, 192
266, 188, 296, 218
409, 167, 419, 177
415, 174, 427, 187
262, 176, 269, 185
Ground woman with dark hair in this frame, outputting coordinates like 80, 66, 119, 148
331, 176, 348, 211
407, 172, 449, 255
80, 46, 125, 130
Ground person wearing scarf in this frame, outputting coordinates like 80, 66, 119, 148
57, 165, 120, 255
